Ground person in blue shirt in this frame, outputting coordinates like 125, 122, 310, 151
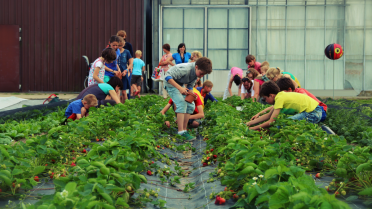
165, 43, 191, 66
131, 50, 146, 98
103, 36, 121, 82
65, 94, 98, 121
118, 37, 133, 103
196, 80, 218, 105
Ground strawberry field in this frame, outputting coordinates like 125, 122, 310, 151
0, 95, 372, 209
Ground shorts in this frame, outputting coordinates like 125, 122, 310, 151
104, 76, 111, 83
98, 100, 116, 107
131, 75, 142, 86
164, 82, 194, 114
122, 73, 131, 90
320, 106, 327, 122
66, 113, 77, 121
288, 105, 323, 124
188, 119, 202, 126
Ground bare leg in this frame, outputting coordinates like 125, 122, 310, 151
121, 90, 128, 103
137, 86, 141, 98
183, 114, 190, 131
131, 84, 136, 96
81, 107, 87, 118
190, 121, 199, 128
176, 113, 185, 132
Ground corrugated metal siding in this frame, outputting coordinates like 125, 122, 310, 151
0, 0, 144, 92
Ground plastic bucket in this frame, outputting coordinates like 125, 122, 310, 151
185, 92, 197, 103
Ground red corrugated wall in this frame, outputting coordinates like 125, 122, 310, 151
0, 0, 144, 92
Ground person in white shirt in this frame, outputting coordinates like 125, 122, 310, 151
241, 77, 254, 101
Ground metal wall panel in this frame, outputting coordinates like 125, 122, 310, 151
0, 0, 144, 92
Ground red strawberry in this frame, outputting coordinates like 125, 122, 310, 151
71, 162, 76, 167
315, 173, 321, 178
151, 161, 154, 164
82, 149, 87, 153
219, 197, 226, 204
45, 164, 48, 166
50, 172, 54, 179
72, 157, 76, 160
206, 151, 209, 154
72, 150, 75, 152
0, 188, 2, 192
213, 155, 217, 159
34, 176, 39, 182
206, 157, 210, 161
96, 138, 100, 142
233, 194, 239, 199
334, 191, 339, 196
215, 196, 221, 204
147, 170, 152, 176
61, 174, 66, 177
202, 163, 208, 167
210, 149, 214, 152
224, 187, 227, 191
51, 159, 55, 163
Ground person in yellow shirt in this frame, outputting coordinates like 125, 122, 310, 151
247, 81, 323, 131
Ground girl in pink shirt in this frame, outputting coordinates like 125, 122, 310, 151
246, 54, 261, 74
223, 67, 243, 100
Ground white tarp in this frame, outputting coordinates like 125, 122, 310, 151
0, 96, 27, 110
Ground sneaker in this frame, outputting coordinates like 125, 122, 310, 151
182, 131, 195, 141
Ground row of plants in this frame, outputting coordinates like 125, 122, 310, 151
0, 95, 193, 209
320, 98, 372, 147
0, 104, 69, 124
200, 96, 372, 208
0, 107, 68, 144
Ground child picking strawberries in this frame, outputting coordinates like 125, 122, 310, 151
65, 94, 98, 121
164, 57, 212, 140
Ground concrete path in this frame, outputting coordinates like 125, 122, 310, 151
0, 93, 78, 100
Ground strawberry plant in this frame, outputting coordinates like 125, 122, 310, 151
202, 97, 372, 208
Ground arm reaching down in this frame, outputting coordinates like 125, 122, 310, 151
252, 80, 260, 102
108, 90, 121, 104
189, 105, 204, 120
248, 108, 281, 130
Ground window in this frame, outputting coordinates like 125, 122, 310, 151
161, 6, 250, 71
162, 8, 205, 57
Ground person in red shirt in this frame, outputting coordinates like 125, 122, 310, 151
250, 77, 327, 122
160, 93, 204, 128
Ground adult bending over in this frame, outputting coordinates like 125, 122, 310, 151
223, 67, 243, 100
241, 77, 254, 100
76, 77, 123, 106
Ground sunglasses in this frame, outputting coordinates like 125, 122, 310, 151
242, 78, 250, 82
